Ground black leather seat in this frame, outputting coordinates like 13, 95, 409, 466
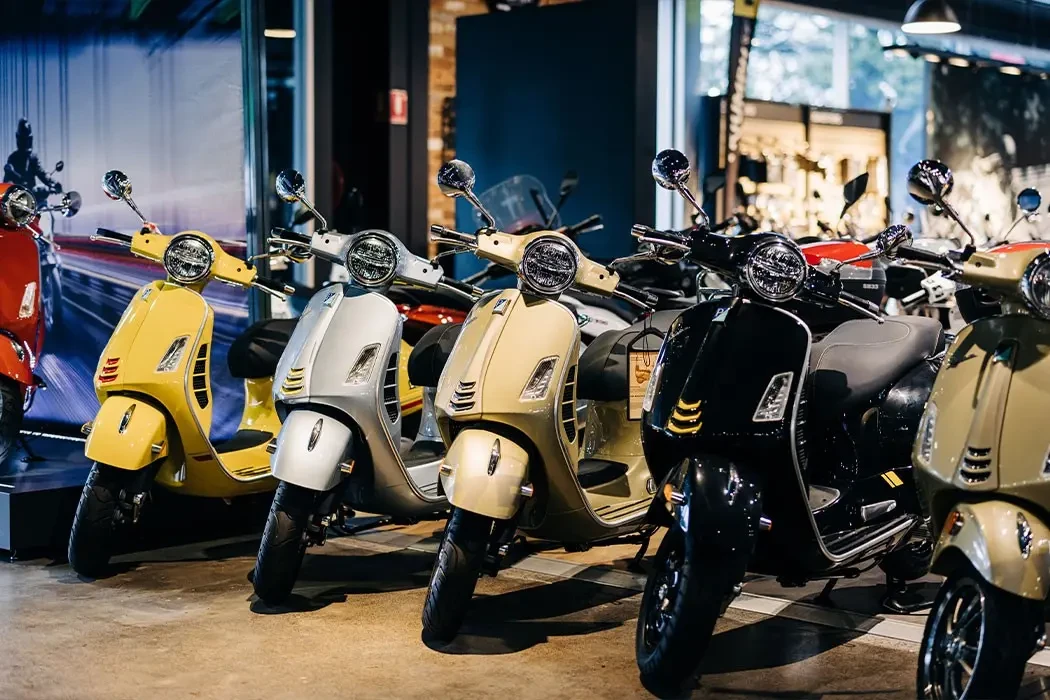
809, 316, 944, 412
408, 322, 462, 388
227, 318, 297, 379
577, 310, 680, 402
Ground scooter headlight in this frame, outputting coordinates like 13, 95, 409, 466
743, 239, 807, 302
163, 234, 214, 284
346, 232, 399, 288
1020, 252, 1050, 319
916, 402, 937, 466
0, 186, 37, 228
520, 236, 578, 296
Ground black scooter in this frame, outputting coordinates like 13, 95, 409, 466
633, 150, 944, 696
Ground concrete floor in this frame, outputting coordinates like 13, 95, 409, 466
1, 523, 1049, 700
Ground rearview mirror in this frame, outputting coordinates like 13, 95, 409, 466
62, 191, 82, 218
1018, 187, 1041, 213
651, 149, 708, 226
101, 170, 132, 201
875, 224, 912, 258
559, 170, 579, 198
841, 172, 869, 219
54, 160, 64, 173
435, 159, 495, 227
276, 169, 305, 203
100, 170, 147, 223
907, 160, 953, 206
275, 169, 327, 230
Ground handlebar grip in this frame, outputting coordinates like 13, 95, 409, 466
269, 226, 311, 245
254, 276, 295, 298
897, 244, 951, 267
438, 277, 481, 299
431, 224, 455, 238
631, 224, 656, 239
616, 283, 659, 309
710, 217, 736, 233
92, 227, 134, 245
565, 214, 603, 236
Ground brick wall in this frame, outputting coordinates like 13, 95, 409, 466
427, 0, 579, 241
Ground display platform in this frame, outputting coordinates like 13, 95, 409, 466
0, 429, 90, 556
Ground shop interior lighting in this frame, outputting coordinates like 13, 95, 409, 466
264, 28, 296, 39
902, 0, 962, 34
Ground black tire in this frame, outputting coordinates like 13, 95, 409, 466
421, 508, 493, 643
42, 267, 62, 335
917, 561, 1044, 699
68, 463, 134, 578
636, 526, 744, 698
0, 379, 24, 466
252, 481, 317, 605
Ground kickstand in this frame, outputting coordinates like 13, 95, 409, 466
338, 516, 394, 537
883, 575, 933, 614
628, 532, 653, 573
814, 578, 838, 607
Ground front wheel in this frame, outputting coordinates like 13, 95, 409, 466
252, 481, 317, 605
68, 463, 146, 578
636, 526, 744, 697
917, 562, 1044, 699
0, 379, 24, 466
421, 508, 493, 643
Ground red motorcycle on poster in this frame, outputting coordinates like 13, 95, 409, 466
0, 182, 78, 462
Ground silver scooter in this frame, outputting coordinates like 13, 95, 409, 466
252, 169, 478, 605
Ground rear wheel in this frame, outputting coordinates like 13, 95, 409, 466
918, 562, 1044, 699
0, 379, 23, 466
421, 508, 493, 643
636, 526, 743, 697
253, 481, 317, 605
68, 463, 144, 578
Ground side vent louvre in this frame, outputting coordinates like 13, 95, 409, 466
382, 353, 399, 422
959, 446, 993, 483
561, 365, 577, 442
450, 380, 477, 413
193, 344, 209, 409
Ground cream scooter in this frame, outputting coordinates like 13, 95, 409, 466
252, 170, 479, 605
420, 160, 676, 641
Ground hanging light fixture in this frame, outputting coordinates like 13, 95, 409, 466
902, 0, 962, 34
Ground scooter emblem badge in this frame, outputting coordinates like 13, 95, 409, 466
307, 418, 323, 451
487, 439, 501, 475
118, 404, 135, 434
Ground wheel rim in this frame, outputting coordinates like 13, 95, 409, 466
921, 578, 986, 699
643, 537, 684, 651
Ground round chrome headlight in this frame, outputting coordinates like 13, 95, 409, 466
163, 234, 214, 284
346, 233, 399, 287
1020, 252, 1050, 319
0, 186, 37, 228
520, 236, 578, 296
744, 239, 807, 302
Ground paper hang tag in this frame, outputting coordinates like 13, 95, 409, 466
628, 349, 658, 421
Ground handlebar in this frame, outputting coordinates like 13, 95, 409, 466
252, 275, 294, 300
896, 244, 955, 269
269, 226, 312, 245
563, 214, 603, 237
613, 282, 659, 310
630, 224, 693, 252
436, 277, 482, 303
92, 227, 134, 246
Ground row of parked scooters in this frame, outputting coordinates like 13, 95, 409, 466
51, 150, 1047, 700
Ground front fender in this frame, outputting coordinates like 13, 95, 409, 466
650, 454, 762, 558
440, 428, 529, 520
270, 408, 352, 492
84, 396, 169, 470
932, 500, 1050, 600
0, 334, 31, 388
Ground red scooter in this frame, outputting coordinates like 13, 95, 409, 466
0, 183, 53, 462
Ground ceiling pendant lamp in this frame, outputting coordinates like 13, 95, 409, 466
902, 0, 962, 34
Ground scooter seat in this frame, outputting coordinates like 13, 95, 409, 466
809, 316, 944, 412
576, 310, 680, 402
407, 322, 462, 388
227, 318, 297, 379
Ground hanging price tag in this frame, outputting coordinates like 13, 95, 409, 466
627, 349, 658, 420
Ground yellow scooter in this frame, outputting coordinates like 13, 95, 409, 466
68, 171, 296, 577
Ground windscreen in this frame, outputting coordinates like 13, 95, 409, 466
475, 175, 559, 233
